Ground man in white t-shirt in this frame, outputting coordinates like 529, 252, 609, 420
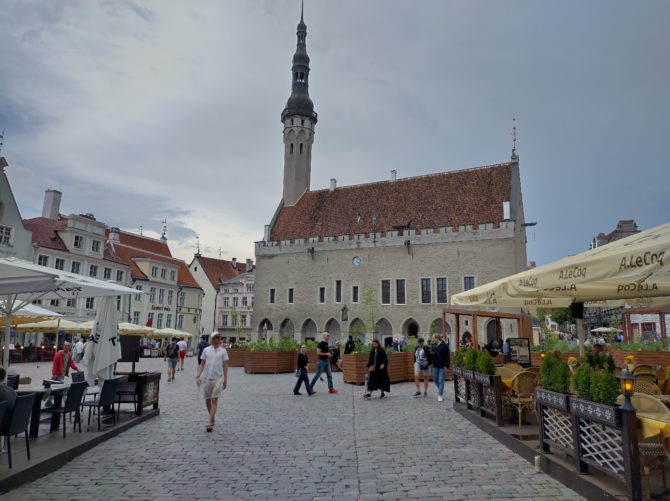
74, 338, 85, 362
195, 332, 228, 432
176, 338, 188, 371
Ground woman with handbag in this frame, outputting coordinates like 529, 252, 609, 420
364, 339, 390, 399
413, 337, 432, 397
293, 344, 315, 396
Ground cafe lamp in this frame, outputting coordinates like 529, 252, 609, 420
618, 369, 635, 411
540, 352, 545, 360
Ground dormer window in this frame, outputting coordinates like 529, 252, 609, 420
92, 240, 101, 253
73, 235, 83, 249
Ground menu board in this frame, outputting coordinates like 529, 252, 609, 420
143, 382, 158, 406
508, 338, 531, 365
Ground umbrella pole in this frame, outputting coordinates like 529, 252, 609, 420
576, 318, 585, 359
3, 313, 11, 368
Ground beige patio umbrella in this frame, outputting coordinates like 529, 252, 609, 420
16, 319, 88, 333
151, 327, 193, 339
451, 221, 670, 356
118, 322, 156, 336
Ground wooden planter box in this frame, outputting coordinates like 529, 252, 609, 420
226, 348, 247, 367
342, 353, 368, 385
387, 352, 411, 383
244, 350, 296, 374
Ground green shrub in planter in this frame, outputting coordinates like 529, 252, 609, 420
540, 354, 570, 394
586, 352, 616, 373
305, 339, 318, 351
463, 348, 478, 371
475, 350, 496, 375
453, 347, 466, 368
589, 370, 620, 405
573, 362, 595, 400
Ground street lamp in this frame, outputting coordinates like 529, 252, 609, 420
618, 369, 635, 411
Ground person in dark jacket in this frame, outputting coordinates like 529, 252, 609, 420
364, 339, 390, 399
344, 335, 355, 355
293, 344, 315, 396
196, 335, 209, 365
430, 334, 450, 402
413, 337, 432, 397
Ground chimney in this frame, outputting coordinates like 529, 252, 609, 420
246, 258, 253, 272
108, 227, 120, 243
329, 178, 336, 191
264, 224, 270, 242
391, 170, 397, 181
42, 189, 62, 220
232, 257, 237, 269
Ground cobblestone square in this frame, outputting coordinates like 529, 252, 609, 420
2, 358, 580, 500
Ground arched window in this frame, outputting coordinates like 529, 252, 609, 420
290, 143, 294, 155
299, 143, 303, 154
291, 118, 294, 125
294, 72, 299, 81
301, 119, 305, 126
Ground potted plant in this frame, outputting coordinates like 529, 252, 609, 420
474, 350, 496, 385
452, 347, 466, 377
342, 338, 370, 385
463, 347, 477, 379
537, 353, 571, 411
570, 356, 621, 426
244, 337, 298, 374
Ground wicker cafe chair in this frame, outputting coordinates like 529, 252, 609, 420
508, 372, 537, 429
636, 373, 659, 385
495, 367, 516, 380
522, 367, 540, 384
617, 394, 669, 499
504, 362, 524, 373
634, 365, 655, 375
634, 380, 662, 396
662, 378, 670, 396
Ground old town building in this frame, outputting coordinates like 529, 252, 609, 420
253, 12, 529, 347
216, 266, 255, 342
189, 255, 250, 334
0, 157, 33, 260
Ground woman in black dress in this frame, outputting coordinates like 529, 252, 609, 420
364, 339, 390, 399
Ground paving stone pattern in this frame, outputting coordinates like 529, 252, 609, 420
4, 359, 581, 500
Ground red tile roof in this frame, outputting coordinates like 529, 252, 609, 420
117, 231, 172, 257
111, 241, 202, 289
270, 162, 514, 241
23, 217, 68, 251
194, 256, 247, 288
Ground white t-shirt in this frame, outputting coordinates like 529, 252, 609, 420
200, 346, 229, 380
177, 340, 187, 351
75, 341, 84, 354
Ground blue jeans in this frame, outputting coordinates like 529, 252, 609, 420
310, 359, 333, 390
432, 367, 445, 396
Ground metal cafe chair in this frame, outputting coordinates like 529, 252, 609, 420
1, 394, 36, 468
81, 378, 120, 431
41, 382, 87, 438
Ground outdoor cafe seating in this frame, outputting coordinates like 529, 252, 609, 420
80, 378, 120, 432
41, 381, 86, 438
1, 394, 35, 468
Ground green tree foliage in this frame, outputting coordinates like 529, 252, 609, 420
453, 347, 466, 368
550, 308, 572, 325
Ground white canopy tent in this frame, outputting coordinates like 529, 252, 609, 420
451, 221, 670, 356
0, 257, 139, 367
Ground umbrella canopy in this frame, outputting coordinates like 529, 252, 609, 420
16, 319, 88, 333
451, 221, 670, 356
451, 222, 670, 308
0, 257, 138, 367
1, 303, 61, 327
118, 322, 156, 336
152, 328, 193, 339
91, 297, 121, 381
590, 327, 623, 333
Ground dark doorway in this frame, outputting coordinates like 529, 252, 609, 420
407, 322, 419, 337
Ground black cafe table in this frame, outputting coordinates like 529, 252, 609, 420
17, 385, 69, 437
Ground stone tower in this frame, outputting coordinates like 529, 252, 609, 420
281, 5, 317, 207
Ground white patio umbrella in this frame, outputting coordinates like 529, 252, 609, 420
16, 319, 87, 333
0, 257, 138, 367
90, 296, 121, 382
152, 328, 193, 339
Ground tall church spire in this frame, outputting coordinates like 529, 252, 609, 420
281, 6, 317, 206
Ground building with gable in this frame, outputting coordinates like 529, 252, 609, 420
189, 255, 251, 334
253, 11, 529, 347
23, 190, 131, 321
110, 228, 204, 339
0, 157, 33, 260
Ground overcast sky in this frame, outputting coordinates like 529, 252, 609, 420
1, 1, 668, 266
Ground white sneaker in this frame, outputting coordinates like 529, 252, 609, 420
438, 396, 444, 402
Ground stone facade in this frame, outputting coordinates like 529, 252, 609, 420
255, 221, 525, 346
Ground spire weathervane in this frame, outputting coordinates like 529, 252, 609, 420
511, 117, 519, 161
0, 131, 5, 154
196, 234, 201, 255
161, 219, 167, 240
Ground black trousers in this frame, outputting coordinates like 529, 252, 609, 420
293, 369, 311, 394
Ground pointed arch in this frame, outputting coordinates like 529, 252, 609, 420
279, 318, 295, 339
325, 318, 341, 338
401, 317, 419, 338
301, 318, 318, 340
349, 317, 366, 344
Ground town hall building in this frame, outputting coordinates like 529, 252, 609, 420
253, 11, 529, 347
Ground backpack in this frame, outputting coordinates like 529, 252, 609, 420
167, 343, 179, 358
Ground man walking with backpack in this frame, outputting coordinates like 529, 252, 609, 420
164, 337, 180, 382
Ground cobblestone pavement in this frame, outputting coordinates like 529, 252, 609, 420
3, 358, 581, 500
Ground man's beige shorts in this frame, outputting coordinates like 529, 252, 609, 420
202, 378, 223, 399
